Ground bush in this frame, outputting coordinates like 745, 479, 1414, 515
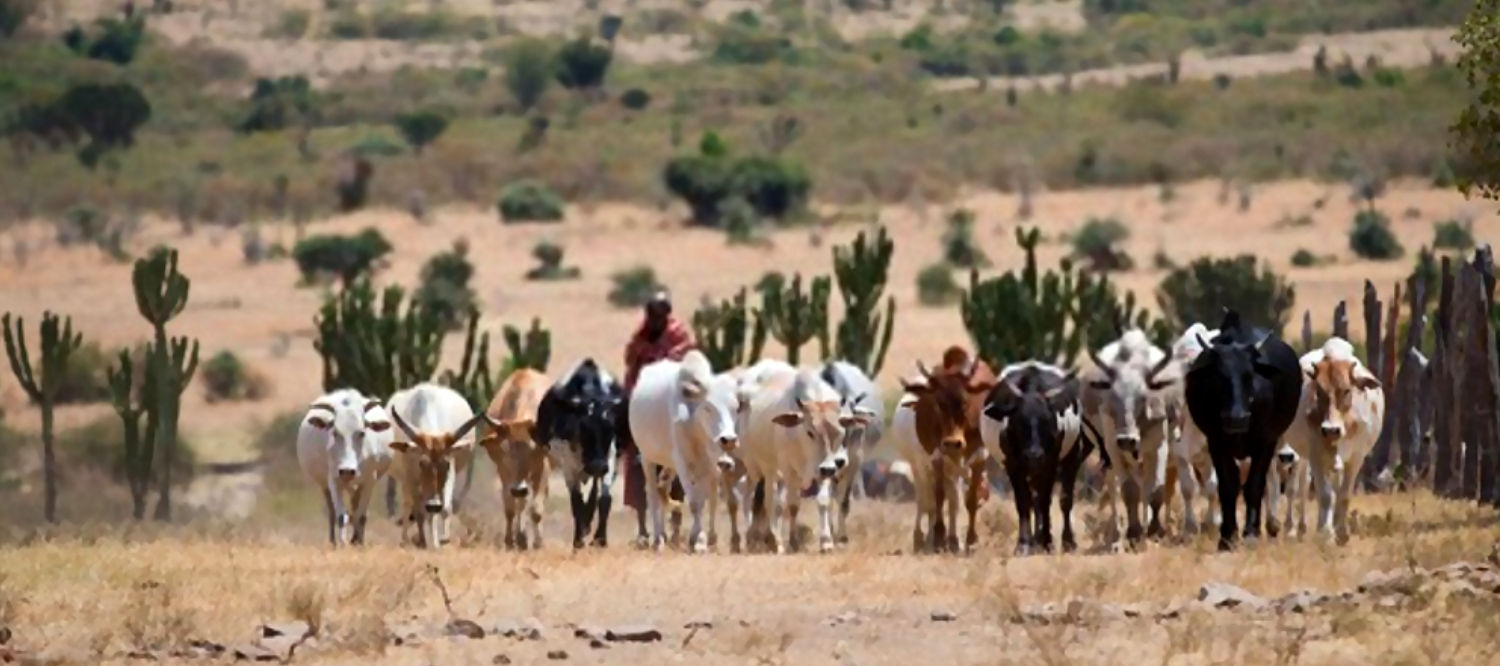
619, 87, 652, 110
917, 263, 961, 306
1433, 219, 1475, 252
505, 38, 553, 111
269, 9, 310, 38
711, 23, 792, 65
1156, 255, 1296, 333
394, 110, 449, 155
237, 76, 318, 134
663, 132, 810, 227
524, 240, 581, 281
55, 415, 197, 491
292, 227, 392, 286
335, 156, 374, 212
1290, 249, 1321, 267
1071, 217, 1133, 272
721, 197, 764, 247
498, 180, 566, 223
62, 14, 147, 65
200, 350, 269, 403
413, 238, 477, 330
1, 0, 38, 38
730, 155, 810, 220
941, 208, 989, 268
555, 36, 613, 91
1349, 209, 1404, 260
608, 266, 665, 308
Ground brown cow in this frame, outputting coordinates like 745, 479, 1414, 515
479, 368, 552, 551
895, 346, 995, 553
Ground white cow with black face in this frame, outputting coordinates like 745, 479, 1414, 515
296, 388, 395, 547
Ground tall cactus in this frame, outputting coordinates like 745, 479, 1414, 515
107, 348, 152, 520
2, 311, 85, 524
133, 246, 198, 522
756, 272, 831, 366
442, 308, 499, 412
503, 317, 552, 372
692, 287, 768, 371
396, 297, 444, 387
962, 227, 1079, 366
831, 225, 897, 377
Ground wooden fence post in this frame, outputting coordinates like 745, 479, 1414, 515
1456, 264, 1481, 500
1397, 276, 1430, 478
1362, 281, 1390, 488
1333, 301, 1348, 341
1301, 311, 1312, 353
1433, 256, 1458, 496
1469, 246, 1500, 506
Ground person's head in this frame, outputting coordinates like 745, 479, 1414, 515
643, 291, 672, 336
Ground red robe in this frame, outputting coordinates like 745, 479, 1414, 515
622, 317, 695, 394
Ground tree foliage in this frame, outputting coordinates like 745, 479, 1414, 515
394, 110, 449, 154
238, 76, 318, 134
1156, 255, 1296, 334
505, 38, 553, 111
1452, 0, 1500, 199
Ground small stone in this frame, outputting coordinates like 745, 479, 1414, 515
447, 619, 487, 640
0, 628, 10, 646
930, 610, 957, 622
259, 622, 309, 639
683, 620, 713, 630
605, 625, 662, 643
573, 625, 605, 641
493, 655, 512, 665
231, 643, 279, 662
546, 649, 569, 660
1198, 582, 1266, 610
1156, 599, 1201, 620
493, 618, 544, 641
589, 638, 608, 649
1358, 570, 1401, 594
1274, 591, 1320, 614
826, 611, 861, 627
126, 649, 161, 661
1376, 595, 1402, 610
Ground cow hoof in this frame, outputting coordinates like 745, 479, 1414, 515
591, 537, 608, 548
819, 540, 835, 554
1335, 532, 1351, 546
1014, 543, 1031, 557
835, 533, 849, 545
1061, 539, 1077, 554
692, 541, 709, 555
729, 535, 742, 554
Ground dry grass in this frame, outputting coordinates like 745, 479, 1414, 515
0, 490, 1497, 664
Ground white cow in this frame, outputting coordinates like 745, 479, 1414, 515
387, 382, 486, 549
1169, 322, 1221, 536
818, 360, 884, 543
1082, 328, 1181, 549
1281, 337, 1385, 544
628, 350, 744, 553
296, 388, 395, 546
737, 360, 875, 554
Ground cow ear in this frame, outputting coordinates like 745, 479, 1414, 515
366, 420, 392, 433
388, 439, 412, 452
681, 380, 706, 401
1353, 372, 1381, 391
771, 412, 805, 428
308, 416, 333, 430
966, 380, 995, 395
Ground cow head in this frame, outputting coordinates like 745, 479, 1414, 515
771, 375, 873, 480
557, 394, 621, 479
1188, 332, 1283, 435
1087, 332, 1176, 454
985, 367, 1077, 464
478, 412, 546, 498
1305, 355, 1380, 443
678, 365, 742, 462
900, 359, 994, 456
307, 396, 391, 484
388, 409, 485, 513
837, 392, 879, 453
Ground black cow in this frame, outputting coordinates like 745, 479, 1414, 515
982, 361, 1096, 555
1183, 310, 1302, 551
535, 358, 623, 549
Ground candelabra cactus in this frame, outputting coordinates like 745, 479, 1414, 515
2, 311, 85, 524
503, 317, 552, 372
831, 225, 896, 377
756, 272, 830, 366
133, 246, 199, 522
692, 287, 768, 371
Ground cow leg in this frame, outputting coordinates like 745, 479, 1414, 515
911, 464, 934, 554
1291, 460, 1307, 538
528, 489, 545, 551
815, 474, 837, 554
943, 472, 962, 554
1202, 463, 1222, 531
836, 474, 854, 546
1335, 453, 1364, 546
503, 492, 521, 550
568, 478, 589, 550
1121, 474, 1144, 549
964, 461, 983, 554
641, 460, 667, 552
724, 471, 743, 554
1175, 451, 1201, 537
1264, 460, 1283, 539
777, 476, 797, 553
624, 452, 649, 548
1005, 459, 1033, 556
744, 470, 767, 553
350, 482, 372, 546
592, 453, 617, 547
322, 488, 339, 547
1101, 468, 1125, 549
1210, 450, 1243, 551
677, 471, 709, 554
1058, 452, 1081, 554
1242, 451, 1273, 543
1036, 460, 1058, 553
707, 472, 721, 550
929, 457, 950, 552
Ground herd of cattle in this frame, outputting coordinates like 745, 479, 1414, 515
296, 309, 1385, 555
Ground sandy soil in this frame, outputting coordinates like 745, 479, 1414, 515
0, 179, 1492, 464
0, 491, 1497, 665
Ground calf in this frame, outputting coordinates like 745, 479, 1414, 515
537, 358, 624, 549
819, 361, 884, 545
980, 361, 1091, 555
1182, 310, 1303, 551
628, 350, 744, 553
388, 382, 486, 549
893, 347, 995, 554
1282, 337, 1385, 544
478, 368, 552, 551
1082, 329, 1179, 549
296, 389, 394, 546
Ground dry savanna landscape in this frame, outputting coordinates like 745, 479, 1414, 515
3, 0, 1500, 663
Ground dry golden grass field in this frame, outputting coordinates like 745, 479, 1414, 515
1, 491, 1498, 665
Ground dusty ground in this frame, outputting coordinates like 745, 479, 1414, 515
0, 491, 1497, 665
0, 178, 1493, 463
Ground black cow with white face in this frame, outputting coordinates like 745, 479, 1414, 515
535, 358, 623, 549
1183, 310, 1302, 552
982, 361, 1096, 555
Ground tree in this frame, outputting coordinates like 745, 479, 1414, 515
1156, 255, 1296, 334
62, 13, 147, 65
3, 312, 85, 523
1452, 0, 1500, 199
9, 83, 152, 169
394, 110, 449, 155
238, 76, 318, 134
293, 228, 393, 288
506, 38, 553, 112
132, 247, 199, 522
0, 0, 38, 38
555, 35, 613, 93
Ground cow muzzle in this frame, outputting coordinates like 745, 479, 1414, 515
1222, 410, 1251, 434
584, 460, 609, 478
1320, 422, 1344, 440
716, 455, 735, 473
941, 437, 964, 452
717, 435, 739, 453
818, 463, 838, 479
336, 468, 357, 482
1277, 450, 1298, 465
510, 482, 531, 499
424, 499, 444, 514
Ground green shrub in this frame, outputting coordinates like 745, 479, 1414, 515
1432, 218, 1475, 252
268, 9, 310, 38
1157, 255, 1295, 332
721, 197, 763, 246
1290, 249, 1318, 267
608, 266, 665, 308
200, 350, 269, 403
712, 23, 792, 65
292, 227, 392, 286
555, 36, 613, 90
730, 155, 810, 220
238, 76, 317, 134
51, 340, 114, 406
56, 415, 197, 488
1348, 209, 1404, 260
62, 14, 147, 65
505, 38, 553, 111
524, 240, 581, 281
619, 87, 652, 110
917, 263, 961, 306
1071, 217, 1133, 272
663, 132, 810, 227
394, 110, 449, 155
498, 180, 566, 223
414, 239, 477, 330
942, 208, 989, 268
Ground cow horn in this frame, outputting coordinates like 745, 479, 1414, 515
915, 360, 932, 379
1146, 353, 1174, 382
1088, 349, 1115, 379
452, 413, 487, 443
1195, 332, 1210, 350
362, 398, 383, 413
389, 408, 421, 442
309, 401, 337, 415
